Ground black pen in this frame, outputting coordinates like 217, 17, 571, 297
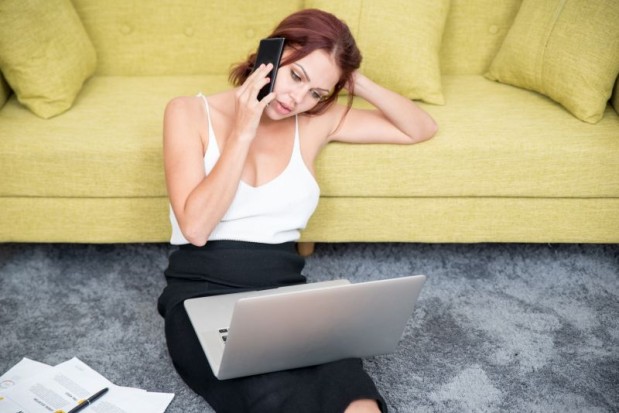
67, 387, 109, 413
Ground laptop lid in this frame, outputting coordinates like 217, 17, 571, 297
205, 275, 426, 379
184, 280, 351, 377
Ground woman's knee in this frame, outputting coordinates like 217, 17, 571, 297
344, 399, 382, 413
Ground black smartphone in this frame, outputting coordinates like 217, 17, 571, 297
252, 37, 285, 101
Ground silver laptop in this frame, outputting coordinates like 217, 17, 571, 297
184, 275, 426, 380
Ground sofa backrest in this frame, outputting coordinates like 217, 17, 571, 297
71, 0, 523, 77
440, 0, 522, 75
72, 0, 303, 76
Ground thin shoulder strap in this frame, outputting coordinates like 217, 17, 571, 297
197, 93, 220, 155
293, 114, 301, 154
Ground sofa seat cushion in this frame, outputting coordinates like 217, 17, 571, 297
1, 75, 617, 200
0, 75, 230, 197
317, 75, 619, 198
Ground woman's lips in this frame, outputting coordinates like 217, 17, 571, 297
275, 101, 292, 115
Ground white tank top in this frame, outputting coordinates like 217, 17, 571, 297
169, 94, 320, 245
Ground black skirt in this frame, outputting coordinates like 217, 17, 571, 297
158, 241, 387, 413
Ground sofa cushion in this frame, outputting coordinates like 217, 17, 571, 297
0, 75, 230, 198
317, 76, 619, 198
1, 76, 617, 201
305, 0, 450, 105
0, 0, 97, 119
485, 0, 619, 124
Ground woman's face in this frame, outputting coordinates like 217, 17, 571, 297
264, 48, 341, 120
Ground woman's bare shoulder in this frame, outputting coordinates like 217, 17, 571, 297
164, 95, 204, 123
297, 104, 350, 157
301, 103, 349, 136
165, 90, 234, 117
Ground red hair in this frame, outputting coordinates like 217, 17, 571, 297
229, 8, 362, 115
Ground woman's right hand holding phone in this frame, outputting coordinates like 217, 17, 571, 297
232, 63, 276, 143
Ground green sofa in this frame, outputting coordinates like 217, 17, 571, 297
1, 0, 618, 244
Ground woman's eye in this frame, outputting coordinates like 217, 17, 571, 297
291, 70, 301, 81
310, 91, 322, 100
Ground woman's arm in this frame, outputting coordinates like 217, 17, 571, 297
327, 72, 438, 144
164, 64, 275, 246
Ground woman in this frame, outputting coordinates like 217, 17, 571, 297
158, 8, 437, 413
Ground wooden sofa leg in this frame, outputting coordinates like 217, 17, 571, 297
297, 242, 316, 257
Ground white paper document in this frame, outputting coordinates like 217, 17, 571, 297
0, 358, 173, 413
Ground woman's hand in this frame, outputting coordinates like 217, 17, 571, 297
231, 63, 277, 143
344, 70, 360, 95
344, 71, 377, 102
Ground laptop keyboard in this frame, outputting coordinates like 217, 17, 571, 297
219, 328, 229, 343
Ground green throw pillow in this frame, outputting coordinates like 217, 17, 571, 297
305, 0, 450, 105
485, 0, 619, 124
0, 0, 97, 118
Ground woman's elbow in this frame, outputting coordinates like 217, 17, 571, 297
188, 237, 209, 247
409, 121, 438, 144
424, 120, 439, 140
180, 222, 209, 247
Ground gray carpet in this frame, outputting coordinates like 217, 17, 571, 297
0, 242, 617, 412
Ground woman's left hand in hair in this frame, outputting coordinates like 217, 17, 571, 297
344, 70, 361, 95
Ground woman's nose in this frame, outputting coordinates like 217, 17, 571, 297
290, 85, 306, 104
